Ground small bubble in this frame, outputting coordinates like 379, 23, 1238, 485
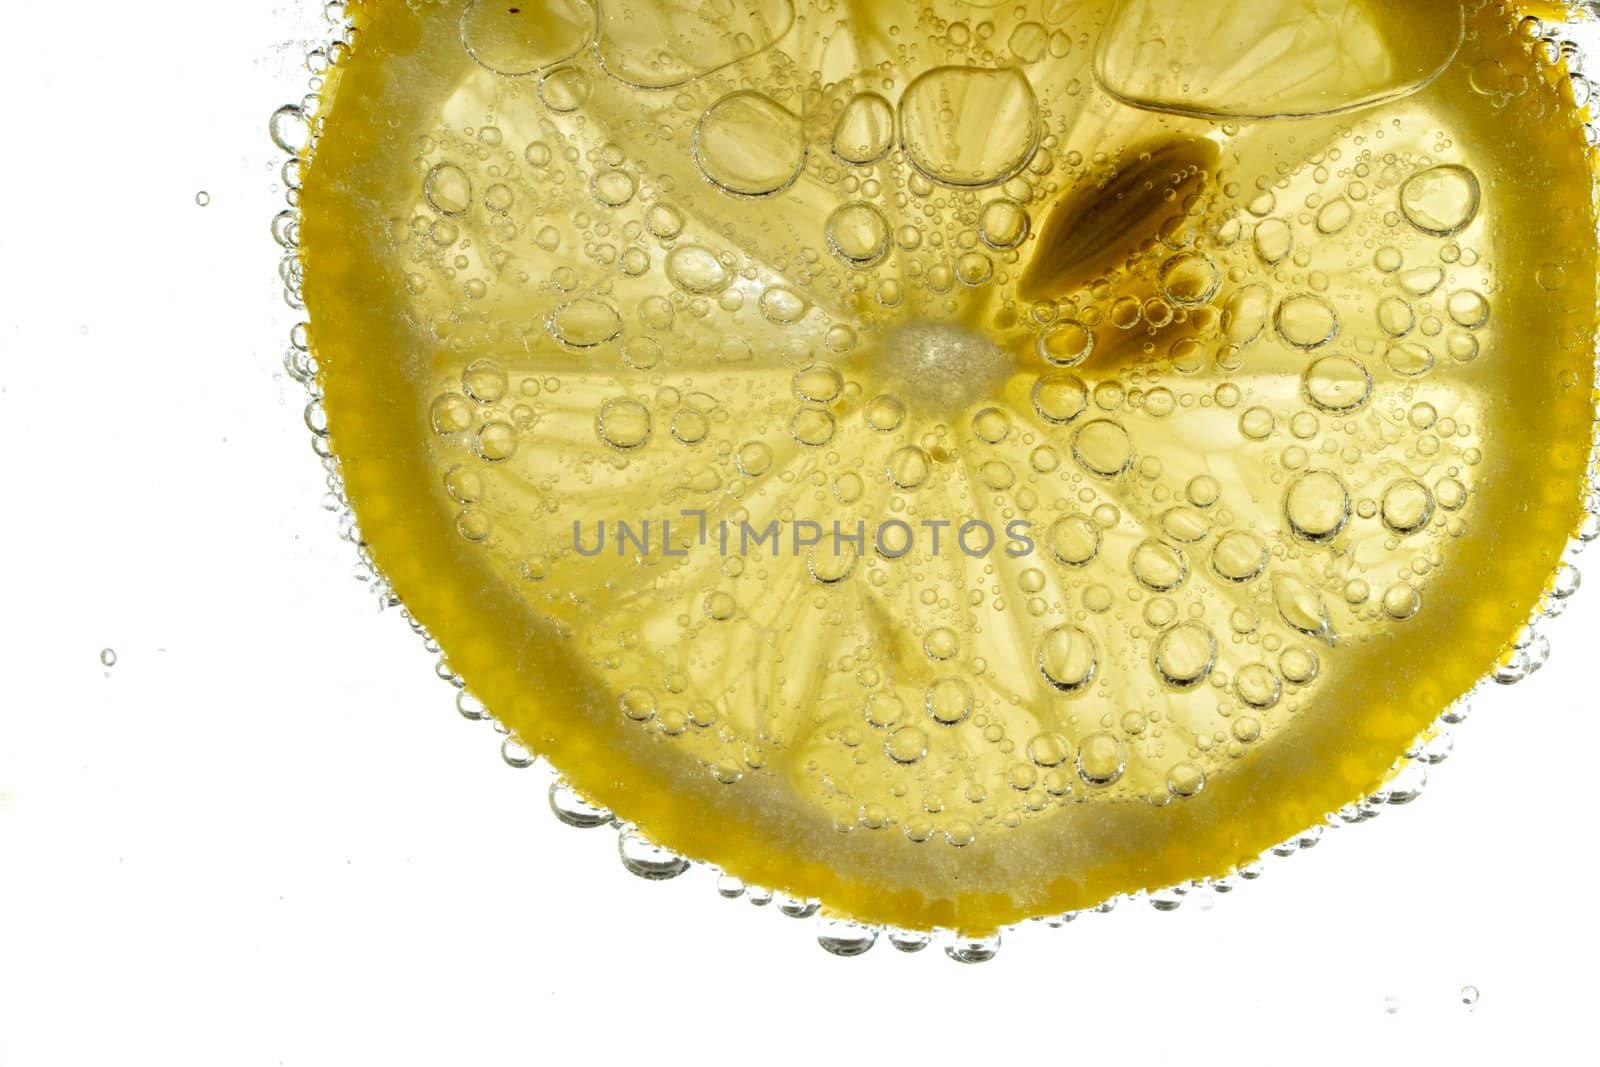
1076, 732, 1126, 786
832, 92, 896, 165
1276, 294, 1339, 349
1280, 646, 1320, 685
550, 298, 622, 347
791, 407, 836, 447
665, 245, 731, 294
887, 445, 931, 489
1072, 419, 1133, 477
268, 105, 311, 155
1130, 540, 1188, 592
694, 91, 806, 197
979, 197, 1031, 250
1039, 625, 1098, 692
1153, 622, 1217, 689
1037, 319, 1094, 366
194, 191, 211, 207
886, 725, 930, 764
591, 168, 637, 207
1399, 165, 1480, 236
1046, 515, 1101, 566
1285, 470, 1352, 542
1167, 761, 1205, 798
538, 65, 591, 111
1160, 252, 1220, 306
596, 397, 652, 451
901, 66, 1039, 187
793, 364, 843, 404
1212, 531, 1268, 583
827, 202, 891, 267
864, 394, 907, 432
1382, 582, 1422, 620
1032, 374, 1089, 424
1303, 355, 1372, 413
1381, 479, 1435, 535
926, 677, 974, 725
736, 440, 774, 477
100, 648, 117, 668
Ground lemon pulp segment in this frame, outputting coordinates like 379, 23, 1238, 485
300, 0, 1599, 933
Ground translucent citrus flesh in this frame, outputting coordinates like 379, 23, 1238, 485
300, 0, 1598, 933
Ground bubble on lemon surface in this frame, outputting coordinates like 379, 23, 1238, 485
833, 92, 896, 165
1276, 294, 1340, 349
1303, 356, 1372, 413
1039, 625, 1097, 692
899, 67, 1040, 187
1212, 531, 1268, 583
424, 163, 473, 216
1285, 470, 1352, 542
1382, 480, 1436, 535
926, 678, 975, 726
694, 91, 807, 198
1400, 164, 1481, 237
887, 446, 931, 489
1095, 0, 1464, 119
1033, 374, 1089, 424
827, 202, 891, 266
1130, 540, 1188, 592
1160, 252, 1220, 306
665, 245, 731, 294
550, 298, 622, 347
596, 398, 652, 451
1073, 420, 1133, 477
537, 66, 591, 111
1153, 622, 1217, 688
864, 394, 907, 432
1038, 320, 1094, 367
1046, 515, 1101, 566
1076, 733, 1126, 786
297, 0, 1600, 934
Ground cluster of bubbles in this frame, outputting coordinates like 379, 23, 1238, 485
275, 0, 1600, 953
407, 6, 1523, 837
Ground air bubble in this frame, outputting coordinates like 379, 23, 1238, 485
827, 202, 892, 267
1399, 164, 1481, 237
1046, 515, 1101, 566
423, 163, 473, 216
1285, 470, 1351, 542
1039, 625, 1098, 692
833, 92, 896, 165
1303, 355, 1372, 413
1037, 320, 1094, 366
618, 829, 691, 880
900, 66, 1040, 187
597, 397, 653, 450
1076, 733, 1126, 785
926, 678, 974, 725
1032, 374, 1089, 424
694, 91, 807, 197
1072, 419, 1133, 477
1276, 294, 1339, 349
550, 298, 622, 347
1153, 622, 1216, 689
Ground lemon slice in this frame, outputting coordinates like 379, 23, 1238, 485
298, 0, 1598, 934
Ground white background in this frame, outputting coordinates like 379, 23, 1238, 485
1, 2, 1597, 1064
